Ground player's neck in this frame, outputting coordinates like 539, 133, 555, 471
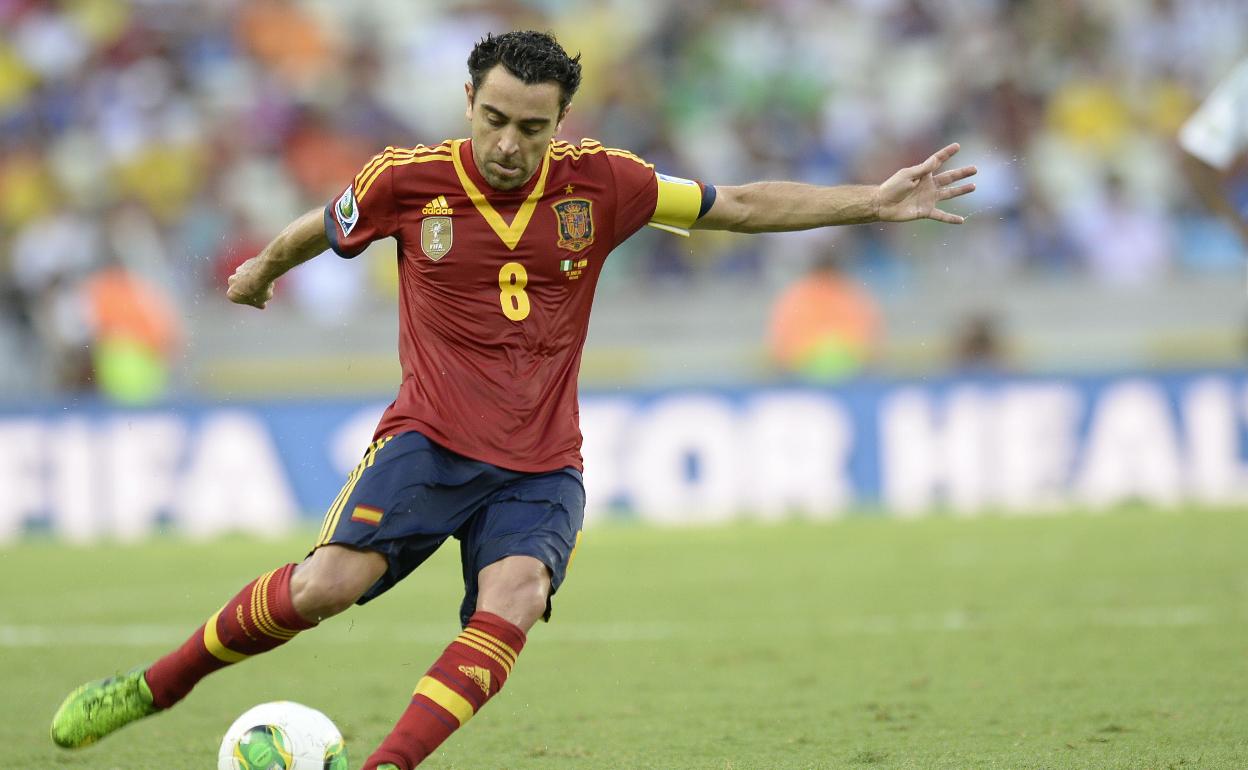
462, 139, 543, 196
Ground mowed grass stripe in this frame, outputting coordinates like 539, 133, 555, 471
4, 508, 1247, 769
0, 603, 1230, 648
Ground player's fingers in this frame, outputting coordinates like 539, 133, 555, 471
934, 165, 977, 187
929, 208, 966, 225
913, 143, 960, 178
938, 182, 976, 201
911, 156, 942, 180
227, 288, 256, 308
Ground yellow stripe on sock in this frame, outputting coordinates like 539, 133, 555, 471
462, 627, 518, 667
254, 570, 297, 640
462, 628, 517, 669
253, 573, 281, 639
248, 572, 270, 640
413, 676, 475, 726
203, 609, 249, 664
453, 634, 512, 675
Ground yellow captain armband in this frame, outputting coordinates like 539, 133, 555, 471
648, 173, 706, 237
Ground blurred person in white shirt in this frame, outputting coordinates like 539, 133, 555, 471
1070, 173, 1173, 287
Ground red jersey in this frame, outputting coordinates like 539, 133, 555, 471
325, 138, 707, 472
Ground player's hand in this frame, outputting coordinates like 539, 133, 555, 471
875, 143, 977, 224
226, 257, 275, 309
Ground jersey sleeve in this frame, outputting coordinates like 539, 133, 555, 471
606, 150, 714, 245
324, 147, 402, 258
1179, 60, 1248, 171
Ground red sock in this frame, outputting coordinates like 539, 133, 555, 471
362, 611, 527, 770
145, 563, 316, 708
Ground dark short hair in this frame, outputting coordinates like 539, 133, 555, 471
468, 31, 582, 115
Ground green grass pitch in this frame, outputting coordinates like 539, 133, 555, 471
5, 508, 1247, 769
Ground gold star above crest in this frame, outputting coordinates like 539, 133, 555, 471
564, 184, 575, 194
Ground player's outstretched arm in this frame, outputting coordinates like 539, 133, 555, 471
226, 207, 330, 309
693, 143, 976, 233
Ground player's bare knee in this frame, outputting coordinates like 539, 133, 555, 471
290, 548, 385, 621
290, 567, 356, 621
509, 576, 549, 618
480, 587, 546, 629
478, 566, 550, 629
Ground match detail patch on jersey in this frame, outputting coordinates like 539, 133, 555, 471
559, 257, 589, 281
422, 216, 453, 261
422, 195, 454, 215
552, 198, 594, 252
335, 186, 359, 237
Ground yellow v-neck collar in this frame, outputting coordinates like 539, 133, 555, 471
451, 138, 551, 251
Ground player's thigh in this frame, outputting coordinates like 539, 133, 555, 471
457, 469, 585, 625
312, 431, 503, 605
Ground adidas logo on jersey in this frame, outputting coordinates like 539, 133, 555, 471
422, 195, 453, 215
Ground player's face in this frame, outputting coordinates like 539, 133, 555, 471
465, 66, 565, 191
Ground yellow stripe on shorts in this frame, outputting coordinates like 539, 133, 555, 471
315, 437, 393, 547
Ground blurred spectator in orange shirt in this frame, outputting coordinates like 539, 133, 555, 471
83, 261, 181, 404
768, 249, 881, 381
234, 0, 334, 90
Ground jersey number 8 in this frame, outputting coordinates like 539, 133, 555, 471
499, 262, 530, 321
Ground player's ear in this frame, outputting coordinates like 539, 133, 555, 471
555, 103, 571, 136
464, 82, 475, 121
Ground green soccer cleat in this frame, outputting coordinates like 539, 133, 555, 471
375, 765, 400, 770
50, 668, 159, 748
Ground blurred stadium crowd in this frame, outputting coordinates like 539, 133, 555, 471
1, 0, 1246, 397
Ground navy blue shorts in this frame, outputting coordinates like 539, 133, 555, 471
311, 431, 585, 626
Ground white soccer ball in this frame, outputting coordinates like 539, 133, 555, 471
218, 701, 348, 770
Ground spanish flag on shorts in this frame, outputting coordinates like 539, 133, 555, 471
350, 505, 383, 526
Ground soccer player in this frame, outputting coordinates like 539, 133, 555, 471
50, 31, 975, 769
1179, 57, 1248, 247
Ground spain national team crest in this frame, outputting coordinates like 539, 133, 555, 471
552, 198, 594, 252
421, 216, 453, 261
